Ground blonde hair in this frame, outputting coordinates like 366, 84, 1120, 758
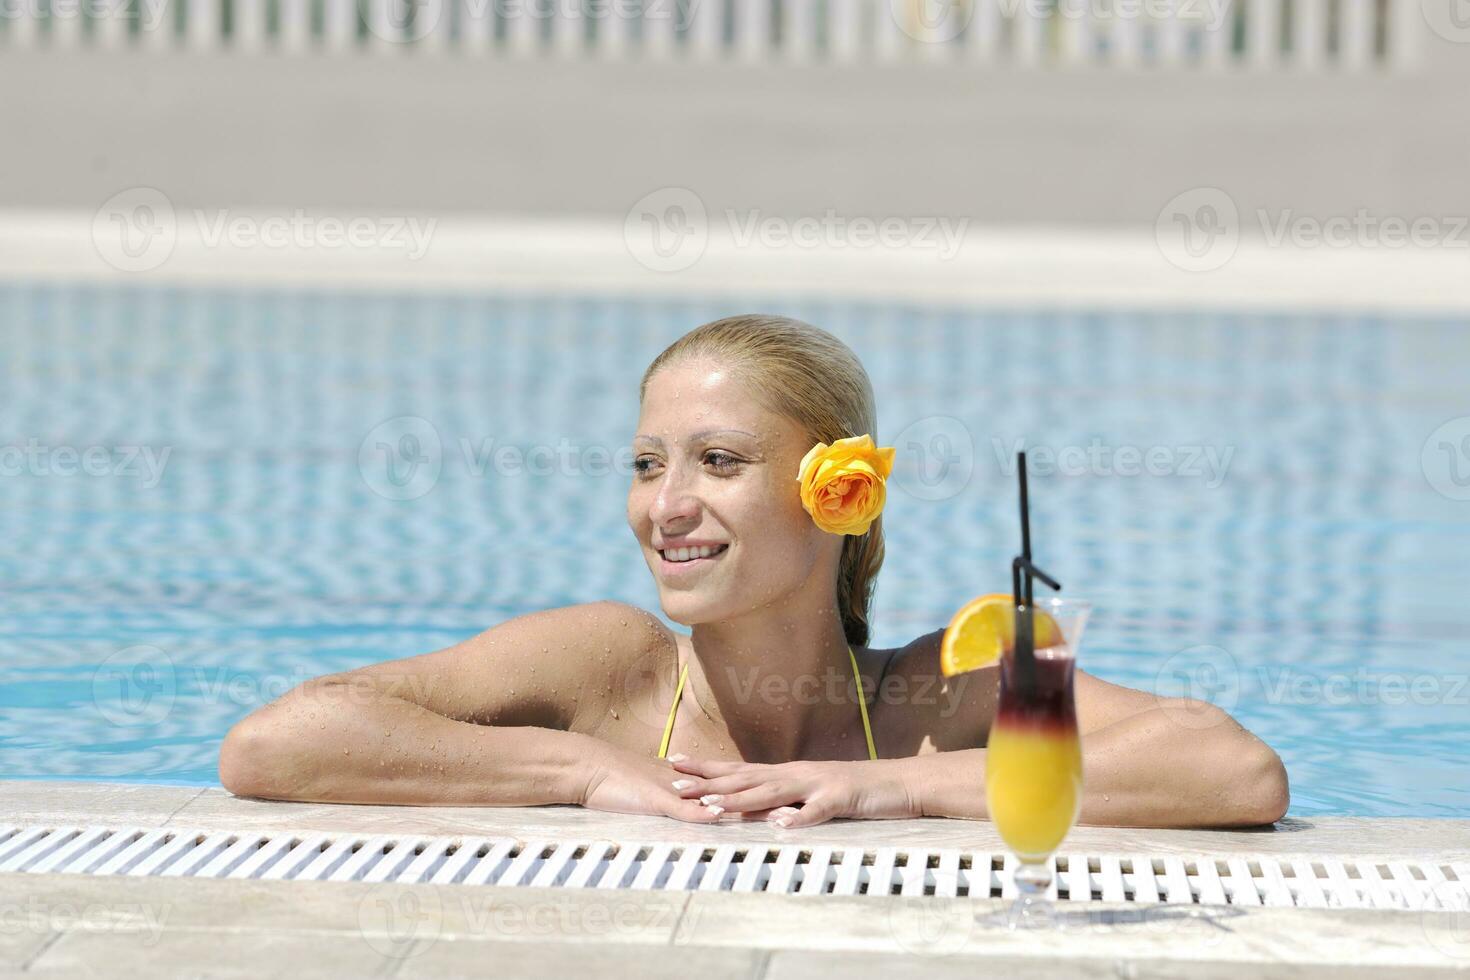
640, 314, 885, 647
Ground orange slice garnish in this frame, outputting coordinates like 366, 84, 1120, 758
940, 593, 1062, 677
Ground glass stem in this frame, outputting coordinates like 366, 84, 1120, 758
1010, 860, 1054, 928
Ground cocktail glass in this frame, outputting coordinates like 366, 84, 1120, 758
984, 596, 1090, 929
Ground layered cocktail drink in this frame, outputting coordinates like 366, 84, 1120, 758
983, 596, 1090, 927
986, 644, 1082, 861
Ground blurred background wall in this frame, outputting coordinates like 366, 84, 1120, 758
3, 0, 1469, 226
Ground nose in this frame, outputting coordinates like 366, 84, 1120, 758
648, 463, 701, 531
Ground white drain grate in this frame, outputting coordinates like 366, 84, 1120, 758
2, 825, 1466, 912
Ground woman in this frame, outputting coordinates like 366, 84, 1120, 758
220, 315, 1288, 829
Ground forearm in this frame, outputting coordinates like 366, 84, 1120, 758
219, 680, 602, 807
904, 706, 1288, 828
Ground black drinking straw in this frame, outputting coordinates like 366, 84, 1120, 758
1012, 451, 1062, 693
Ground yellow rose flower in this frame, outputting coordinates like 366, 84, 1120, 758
796, 434, 897, 536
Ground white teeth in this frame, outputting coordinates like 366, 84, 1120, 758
662, 544, 726, 563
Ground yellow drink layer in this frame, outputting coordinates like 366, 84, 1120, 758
985, 724, 1083, 862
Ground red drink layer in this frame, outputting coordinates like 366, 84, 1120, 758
995, 650, 1077, 733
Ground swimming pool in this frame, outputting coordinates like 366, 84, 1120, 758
1, 284, 1466, 818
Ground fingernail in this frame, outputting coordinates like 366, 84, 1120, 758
774, 817, 791, 828
699, 794, 722, 805
672, 780, 693, 790
706, 804, 724, 817
667, 753, 688, 762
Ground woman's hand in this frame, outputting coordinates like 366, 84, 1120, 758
667, 755, 922, 828
579, 744, 724, 824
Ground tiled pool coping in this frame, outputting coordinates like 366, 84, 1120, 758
2, 780, 1468, 976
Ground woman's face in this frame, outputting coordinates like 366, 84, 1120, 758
628, 358, 840, 629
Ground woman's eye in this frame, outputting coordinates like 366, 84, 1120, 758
704, 451, 741, 471
633, 456, 662, 475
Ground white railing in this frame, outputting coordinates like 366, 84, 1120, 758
0, 0, 1422, 69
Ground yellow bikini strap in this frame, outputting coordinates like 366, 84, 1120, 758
657, 662, 689, 759
659, 651, 877, 761
849, 645, 878, 762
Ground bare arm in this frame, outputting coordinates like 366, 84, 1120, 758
217, 600, 713, 819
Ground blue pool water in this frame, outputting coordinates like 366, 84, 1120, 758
1, 285, 1467, 818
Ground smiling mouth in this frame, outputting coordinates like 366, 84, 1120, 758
659, 544, 730, 563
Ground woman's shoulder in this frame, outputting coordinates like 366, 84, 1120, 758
522, 600, 680, 669
866, 628, 999, 752
871, 628, 945, 678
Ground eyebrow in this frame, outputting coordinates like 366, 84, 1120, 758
634, 429, 759, 447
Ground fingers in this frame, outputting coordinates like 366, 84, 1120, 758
669, 771, 765, 800
703, 782, 803, 814
767, 800, 836, 829
663, 796, 726, 824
